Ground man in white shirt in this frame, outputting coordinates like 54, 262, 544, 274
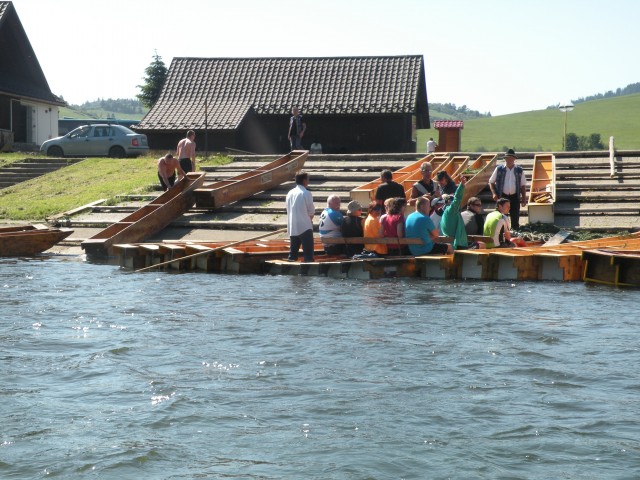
488, 148, 528, 230
426, 137, 438, 153
286, 171, 315, 262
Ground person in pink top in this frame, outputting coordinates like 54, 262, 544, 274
176, 130, 196, 173
379, 197, 408, 255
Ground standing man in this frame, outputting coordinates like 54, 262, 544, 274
157, 153, 185, 191
286, 171, 315, 262
288, 106, 306, 150
176, 130, 196, 174
427, 137, 438, 153
488, 148, 528, 230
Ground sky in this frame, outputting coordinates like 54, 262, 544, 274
9, 0, 640, 116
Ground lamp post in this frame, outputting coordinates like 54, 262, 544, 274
558, 102, 574, 150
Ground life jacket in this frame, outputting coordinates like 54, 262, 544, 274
495, 165, 523, 197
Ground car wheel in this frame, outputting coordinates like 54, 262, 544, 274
109, 146, 126, 158
47, 146, 64, 157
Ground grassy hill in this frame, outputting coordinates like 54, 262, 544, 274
418, 93, 640, 152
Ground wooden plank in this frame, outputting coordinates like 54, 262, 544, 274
194, 150, 307, 208
81, 172, 206, 257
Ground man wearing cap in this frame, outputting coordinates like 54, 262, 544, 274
430, 195, 448, 230
341, 200, 364, 257
489, 148, 528, 230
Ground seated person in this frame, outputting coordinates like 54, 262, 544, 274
341, 200, 365, 257
375, 170, 405, 211
405, 196, 453, 255
380, 197, 407, 255
319, 195, 344, 254
440, 177, 484, 250
430, 196, 448, 230
157, 153, 186, 191
483, 198, 517, 248
436, 171, 457, 195
409, 162, 439, 205
461, 196, 485, 235
363, 201, 387, 256
309, 141, 323, 154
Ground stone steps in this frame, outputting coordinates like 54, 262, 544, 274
64, 151, 640, 234
0, 158, 83, 189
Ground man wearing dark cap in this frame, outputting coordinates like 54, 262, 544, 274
488, 148, 528, 230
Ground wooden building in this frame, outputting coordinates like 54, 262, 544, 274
433, 120, 464, 152
0, 1, 64, 149
135, 55, 430, 154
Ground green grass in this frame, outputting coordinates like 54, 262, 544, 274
59, 106, 144, 121
0, 152, 231, 220
418, 93, 640, 152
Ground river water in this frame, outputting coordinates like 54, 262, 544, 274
1, 255, 639, 479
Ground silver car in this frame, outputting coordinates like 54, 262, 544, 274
40, 124, 149, 158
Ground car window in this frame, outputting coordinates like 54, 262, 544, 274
116, 126, 136, 135
68, 126, 91, 139
94, 127, 103, 137
104, 127, 114, 137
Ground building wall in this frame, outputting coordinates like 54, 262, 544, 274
0, 95, 58, 145
139, 113, 418, 154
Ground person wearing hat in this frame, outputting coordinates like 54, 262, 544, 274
429, 195, 448, 230
341, 200, 365, 257
488, 148, 528, 230
440, 176, 485, 250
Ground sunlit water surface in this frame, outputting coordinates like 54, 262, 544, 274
1, 256, 639, 479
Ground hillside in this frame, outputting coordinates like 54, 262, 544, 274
418, 93, 640, 152
60, 99, 147, 121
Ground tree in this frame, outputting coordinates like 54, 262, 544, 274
137, 51, 168, 109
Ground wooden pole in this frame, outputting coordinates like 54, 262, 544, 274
135, 227, 288, 273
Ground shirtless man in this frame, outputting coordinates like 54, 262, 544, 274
176, 130, 196, 173
157, 154, 185, 191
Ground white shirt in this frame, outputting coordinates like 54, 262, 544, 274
427, 140, 437, 153
489, 165, 528, 195
286, 184, 315, 236
490, 214, 511, 246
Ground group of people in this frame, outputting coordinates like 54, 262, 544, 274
286, 148, 530, 262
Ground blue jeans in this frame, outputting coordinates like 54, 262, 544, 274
290, 135, 303, 150
289, 229, 314, 262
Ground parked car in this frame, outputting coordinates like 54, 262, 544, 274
40, 124, 149, 158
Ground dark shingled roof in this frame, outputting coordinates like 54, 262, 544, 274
0, 1, 64, 105
137, 55, 429, 130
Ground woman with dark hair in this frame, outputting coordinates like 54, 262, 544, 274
436, 171, 457, 195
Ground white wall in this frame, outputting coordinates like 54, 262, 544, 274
22, 101, 59, 145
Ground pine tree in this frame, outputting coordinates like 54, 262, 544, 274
137, 51, 168, 109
